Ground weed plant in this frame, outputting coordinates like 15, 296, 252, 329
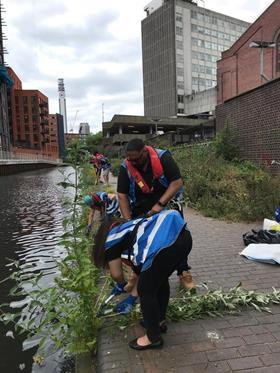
0, 141, 107, 360
172, 139, 280, 221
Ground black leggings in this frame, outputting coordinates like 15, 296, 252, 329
137, 228, 192, 342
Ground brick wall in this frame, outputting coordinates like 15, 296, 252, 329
216, 77, 280, 166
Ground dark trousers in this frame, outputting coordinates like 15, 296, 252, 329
137, 229, 192, 342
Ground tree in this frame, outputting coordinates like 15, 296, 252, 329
85, 132, 103, 154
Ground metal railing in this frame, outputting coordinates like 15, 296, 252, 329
0, 150, 61, 163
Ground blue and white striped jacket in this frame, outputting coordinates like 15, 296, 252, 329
105, 210, 187, 271
95, 192, 119, 217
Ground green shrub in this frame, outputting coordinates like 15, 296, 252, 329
110, 158, 122, 177
172, 144, 280, 221
212, 121, 239, 161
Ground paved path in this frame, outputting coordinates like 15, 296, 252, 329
96, 188, 280, 372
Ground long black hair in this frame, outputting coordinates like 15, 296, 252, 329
92, 217, 127, 269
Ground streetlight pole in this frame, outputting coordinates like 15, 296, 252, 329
102, 103, 104, 123
150, 118, 160, 135
249, 41, 276, 83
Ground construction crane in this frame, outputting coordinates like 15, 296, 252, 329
70, 110, 79, 132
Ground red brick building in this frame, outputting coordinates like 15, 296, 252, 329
7, 67, 61, 160
216, 0, 280, 166
64, 132, 80, 147
217, 0, 280, 104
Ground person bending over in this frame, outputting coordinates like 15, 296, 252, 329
92, 209, 193, 350
84, 192, 119, 237
117, 138, 194, 290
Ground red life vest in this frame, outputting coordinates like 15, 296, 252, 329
125, 146, 164, 194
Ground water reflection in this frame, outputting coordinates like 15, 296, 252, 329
0, 167, 71, 373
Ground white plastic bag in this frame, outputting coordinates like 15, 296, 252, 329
263, 218, 280, 231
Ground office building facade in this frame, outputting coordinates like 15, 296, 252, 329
142, 0, 249, 117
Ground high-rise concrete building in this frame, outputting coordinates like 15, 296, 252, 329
142, 0, 250, 117
58, 78, 68, 133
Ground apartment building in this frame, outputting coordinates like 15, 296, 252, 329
142, 0, 249, 117
7, 68, 56, 157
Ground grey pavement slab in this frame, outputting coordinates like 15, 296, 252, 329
96, 205, 280, 372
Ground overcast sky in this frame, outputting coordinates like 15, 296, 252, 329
4, 0, 273, 133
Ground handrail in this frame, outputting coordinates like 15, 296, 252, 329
0, 150, 61, 163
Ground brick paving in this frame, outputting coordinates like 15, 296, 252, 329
96, 202, 280, 372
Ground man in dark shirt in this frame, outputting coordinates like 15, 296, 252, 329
117, 138, 194, 289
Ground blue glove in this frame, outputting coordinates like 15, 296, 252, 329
275, 207, 280, 223
115, 295, 138, 314
110, 282, 126, 296
85, 224, 92, 237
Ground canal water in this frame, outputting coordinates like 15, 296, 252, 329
0, 167, 71, 373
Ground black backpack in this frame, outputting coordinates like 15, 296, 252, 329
243, 229, 280, 246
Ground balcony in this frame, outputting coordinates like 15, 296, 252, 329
41, 129, 49, 135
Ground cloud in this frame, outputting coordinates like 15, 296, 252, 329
15, 10, 118, 50
3, 0, 274, 134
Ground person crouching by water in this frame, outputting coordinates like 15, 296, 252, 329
92, 209, 192, 350
84, 192, 119, 237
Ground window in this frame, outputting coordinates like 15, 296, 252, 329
197, 12, 204, 21
176, 26, 183, 35
177, 67, 184, 76
23, 106, 28, 114
178, 109, 184, 114
176, 40, 183, 50
177, 82, 184, 90
176, 13, 182, 22
205, 15, 211, 24
192, 38, 205, 48
23, 96, 28, 105
31, 96, 36, 105
176, 54, 184, 63
191, 10, 197, 19
211, 30, 217, 37
178, 95, 184, 103
191, 24, 197, 33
